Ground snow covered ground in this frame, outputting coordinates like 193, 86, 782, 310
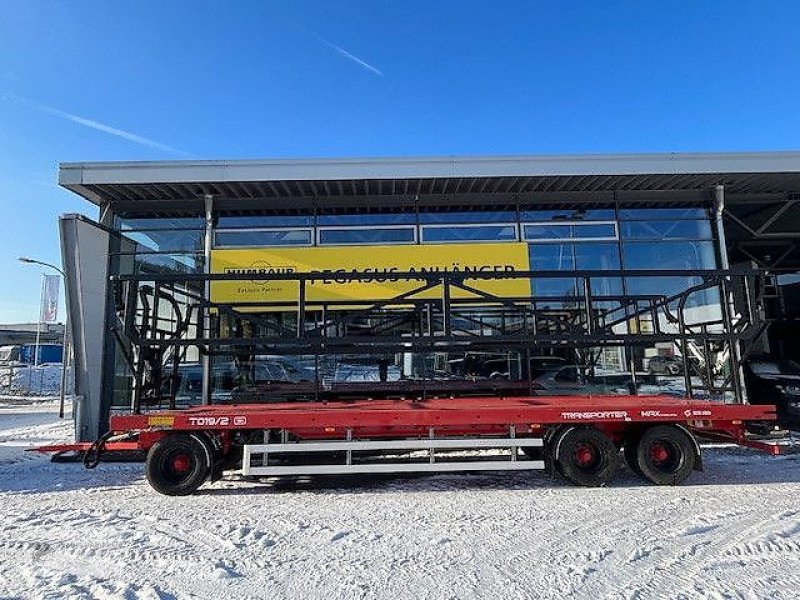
1, 401, 799, 599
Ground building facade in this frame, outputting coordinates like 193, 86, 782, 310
58, 153, 800, 440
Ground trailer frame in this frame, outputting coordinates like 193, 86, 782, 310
33, 394, 781, 495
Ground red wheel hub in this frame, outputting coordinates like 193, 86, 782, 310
574, 444, 595, 466
650, 442, 670, 464
171, 453, 191, 473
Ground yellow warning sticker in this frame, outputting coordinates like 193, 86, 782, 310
148, 415, 175, 428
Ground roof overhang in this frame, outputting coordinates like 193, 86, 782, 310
59, 151, 800, 209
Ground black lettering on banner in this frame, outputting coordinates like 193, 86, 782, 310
233, 263, 519, 286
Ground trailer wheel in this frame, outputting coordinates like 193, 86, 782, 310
635, 425, 696, 486
146, 434, 211, 496
554, 427, 620, 487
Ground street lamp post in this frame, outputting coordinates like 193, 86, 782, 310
18, 257, 71, 419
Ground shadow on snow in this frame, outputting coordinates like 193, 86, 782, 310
1, 446, 798, 496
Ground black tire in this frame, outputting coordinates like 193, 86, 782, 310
635, 425, 696, 486
146, 434, 211, 496
554, 427, 620, 487
623, 432, 644, 477
622, 443, 644, 477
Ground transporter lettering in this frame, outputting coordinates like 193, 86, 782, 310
560, 411, 629, 420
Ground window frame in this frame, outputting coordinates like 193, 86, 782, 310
213, 227, 315, 248
419, 222, 520, 244
618, 219, 714, 241
115, 228, 207, 254
521, 220, 619, 243
618, 207, 709, 221
316, 224, 418, 246
418, 210, 518, 225
216, 214, 315, 229
115, 217, 206, 231
316, 212, 417, 226
621, 239, 718, 271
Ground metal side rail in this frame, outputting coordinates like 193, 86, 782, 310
241, 436, 545, 476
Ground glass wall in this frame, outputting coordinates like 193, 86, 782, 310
619, 207, 719, 312
106, 201, 730, 408
114, 216, 206, 274
108, 214, 208, 409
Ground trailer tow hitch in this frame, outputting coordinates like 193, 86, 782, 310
83, 431, 141, 469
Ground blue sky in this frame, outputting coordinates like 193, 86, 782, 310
1, 0, 799, 322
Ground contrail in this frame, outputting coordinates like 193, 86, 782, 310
3, 93, 190, 156
315, 35, 384, 77
288, 20, 384, 77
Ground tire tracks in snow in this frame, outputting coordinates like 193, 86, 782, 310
573, 502, 799, 599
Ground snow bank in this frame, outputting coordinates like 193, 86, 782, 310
0, 363, 73, 396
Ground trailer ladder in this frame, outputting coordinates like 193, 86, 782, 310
241, 429, 544, 477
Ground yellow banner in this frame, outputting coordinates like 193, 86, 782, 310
210, 243, 530, 309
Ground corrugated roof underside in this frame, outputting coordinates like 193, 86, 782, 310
74, 172, 800, 203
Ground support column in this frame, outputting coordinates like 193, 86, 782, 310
201, 195, 214, 405
714, 185, 730, 270
714, 185, 747, 404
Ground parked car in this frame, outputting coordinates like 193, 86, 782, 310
449, 353, 568, 380
527, 356, 570, 378
648, 354, 703, 376
255, 355, 315, 382
648, 355, 686, 375
533, 366, 625, 395
173, 359, 302, 405
743, 358, 800, 430
531, 365, 658, 396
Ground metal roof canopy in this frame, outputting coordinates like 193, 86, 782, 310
59, 151, 800, 210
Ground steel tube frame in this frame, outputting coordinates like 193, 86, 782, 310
113, 266, 768, 412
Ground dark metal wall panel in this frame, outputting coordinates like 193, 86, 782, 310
60, 215, 111, 442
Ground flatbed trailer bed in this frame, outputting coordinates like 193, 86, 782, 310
34, 395, 781, 495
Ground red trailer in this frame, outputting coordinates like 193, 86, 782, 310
34, 394, 781, 496
32, 267, 783, 495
